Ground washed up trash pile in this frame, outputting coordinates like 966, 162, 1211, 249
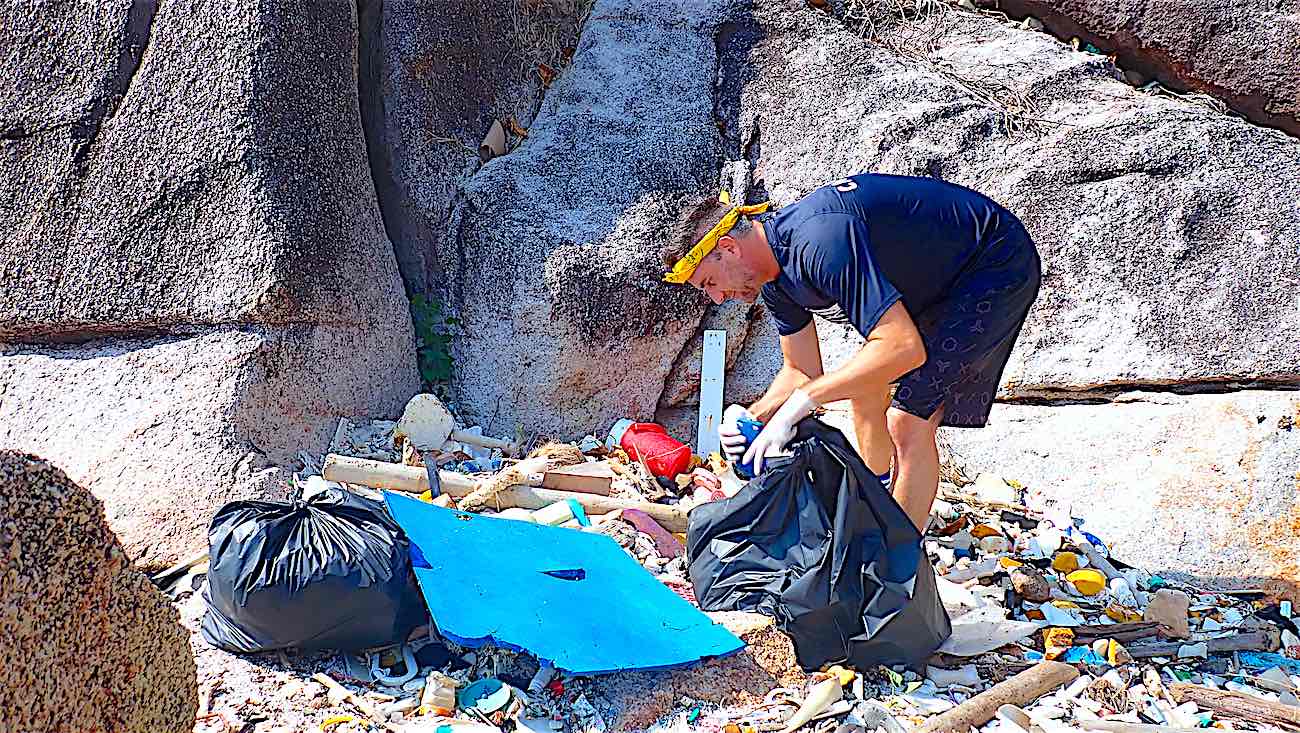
188, 393, 1300, 733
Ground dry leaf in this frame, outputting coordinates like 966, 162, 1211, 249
537, 62, 557, 86
505, 116, 529, 138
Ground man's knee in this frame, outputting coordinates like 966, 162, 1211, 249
887, 408, 938, 458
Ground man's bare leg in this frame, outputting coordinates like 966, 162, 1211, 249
887, 405, 945, 532
849, 384, 895, 477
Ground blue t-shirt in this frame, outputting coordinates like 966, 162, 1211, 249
760, 174, 1023, 337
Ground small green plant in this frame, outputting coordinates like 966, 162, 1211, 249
410, 293, 457, 394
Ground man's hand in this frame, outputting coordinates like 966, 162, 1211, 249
719, 404, 752, 462
743, 389, 819, 474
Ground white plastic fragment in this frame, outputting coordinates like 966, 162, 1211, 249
902, 687, 955, 715
1282, 600, 1293, 618
1108, 577, 1137, 608
972, 473, 1017, 504
932, 499, 959, 521
1255, 666, 1298, 693
1283, 629, 1300, 649
1101, 669, 1126, 688
944, 558, 1000, 583
995, 704, 1032, 733
1036, 527, 1064, 554
695, 329, 726, 457
1177, 642, 1208, 658
926, 665, 981, 688
1030, 706, 1066, 722
939, 606, 1039, 656
1062, 675, 1093, 700
1039, 602, 1083, 627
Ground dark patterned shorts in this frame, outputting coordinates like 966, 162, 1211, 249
891, 226, 1041, 428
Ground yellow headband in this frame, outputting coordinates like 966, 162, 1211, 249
663, 194, 771, 284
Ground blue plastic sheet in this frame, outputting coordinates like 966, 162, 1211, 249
384, 492, 744, 674
1239, 652, 1300, 674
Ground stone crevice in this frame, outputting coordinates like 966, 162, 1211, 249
71, 0, 160, 172
979, 0, 1299, 138
2, 319, 377, 348
1002, 377, 1300, 406
355, 0, 437, 300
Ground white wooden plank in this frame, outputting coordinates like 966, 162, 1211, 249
696, 329, 726, 457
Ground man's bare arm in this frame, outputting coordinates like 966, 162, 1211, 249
748, 320, 823, 421
800, 301, 925, 406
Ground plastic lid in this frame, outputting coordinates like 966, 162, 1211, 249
605, 418, 635, 450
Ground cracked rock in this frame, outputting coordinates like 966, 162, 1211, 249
0, 452, 197, 732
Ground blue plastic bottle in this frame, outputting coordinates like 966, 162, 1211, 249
734, 417, 764, 479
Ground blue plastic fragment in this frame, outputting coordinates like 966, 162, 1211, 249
458, 678, 510, 712
567, 499, 591, 527
384, 491, 744, 674
1147, 575, 1166, 590
1024, 650, 1044, 661
1239, 652, 1300, 674
1062, 646, 1107, 665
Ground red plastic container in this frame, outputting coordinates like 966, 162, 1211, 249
606, 419, 693, 479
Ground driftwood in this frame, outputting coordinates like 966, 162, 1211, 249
1070, 622, 1164, 644
913, 661, 1078, 733
1126, 629, 1278, 659
1080, 722, 1207, 733
322, 453, 689, 532
938, 487, 1037, 516
312, 673, 401, 732
1170, 683, 1300, 731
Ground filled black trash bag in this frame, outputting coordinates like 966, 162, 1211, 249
687, 418, 951, 670
201, 485, 425, 654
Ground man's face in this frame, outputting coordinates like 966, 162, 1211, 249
687, 237, 764, 305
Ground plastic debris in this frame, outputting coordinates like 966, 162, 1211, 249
939, 606, 1038, 656
1067, 569, 1107, 596
972, 473, 1018, 504
780, 677, 842, 733
1051, 551, 1081, 573
385, 491, 742, 674
245, 421, 1300, 733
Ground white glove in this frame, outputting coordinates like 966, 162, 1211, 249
719, 404, 752, 462
742, 389, 819, 475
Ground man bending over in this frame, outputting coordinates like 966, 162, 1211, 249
661, 174, 1041, 530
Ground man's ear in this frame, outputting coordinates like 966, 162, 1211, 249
716, 234, 740, 255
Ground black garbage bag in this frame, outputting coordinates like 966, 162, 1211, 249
686, 418, 950, 670
201, 485, 425, 654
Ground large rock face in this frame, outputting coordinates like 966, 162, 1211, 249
440, 0, 730, 438
0, 1, 418, 566
359, 0, 587, 296
990, 0, 1300, 137
0, 452, 197, 732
